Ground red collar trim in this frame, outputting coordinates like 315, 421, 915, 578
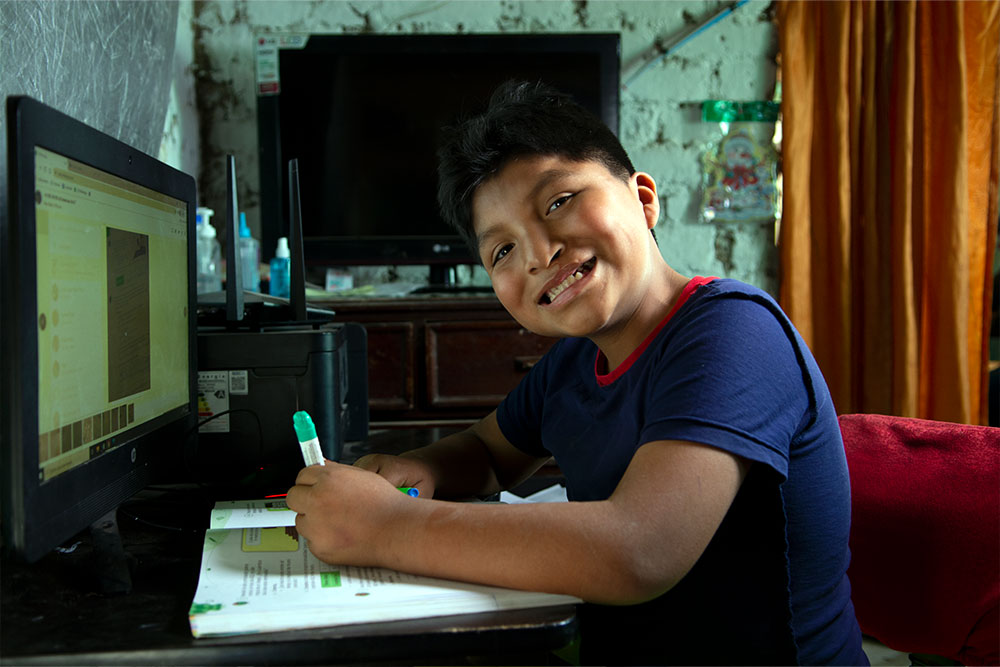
594, 276, 717, 387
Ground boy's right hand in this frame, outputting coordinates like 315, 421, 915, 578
353, 453, 437, 499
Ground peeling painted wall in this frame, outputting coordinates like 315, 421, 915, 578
160, 0, 200, 177
191, 0, 779, 294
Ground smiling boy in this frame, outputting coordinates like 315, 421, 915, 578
287, 82, 867, 665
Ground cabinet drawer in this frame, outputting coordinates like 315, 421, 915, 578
365, 322, 415, 412
426, 321, 555, 408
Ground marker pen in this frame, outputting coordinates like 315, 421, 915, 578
266, 489, 418, 498
292, 410, 325, 467
293, 411, 418, 498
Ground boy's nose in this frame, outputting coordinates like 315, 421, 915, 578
524, 224, 563, 273
527, 247, 562, 274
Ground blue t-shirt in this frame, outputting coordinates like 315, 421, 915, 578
497, 278, 867, 665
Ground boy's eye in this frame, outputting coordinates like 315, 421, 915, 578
492, 243, 513, 266
547, 194, 574, 215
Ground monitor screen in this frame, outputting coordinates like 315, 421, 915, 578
256, 33, 621, 274
2, 96, 198, 563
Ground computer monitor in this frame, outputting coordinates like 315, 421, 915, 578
1, 96, 198, 564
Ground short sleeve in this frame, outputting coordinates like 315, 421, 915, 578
639, 291, 815, 479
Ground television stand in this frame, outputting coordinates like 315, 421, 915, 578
311, 295, 555, 425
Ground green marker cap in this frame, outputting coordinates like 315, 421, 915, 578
292, 411, 317, 442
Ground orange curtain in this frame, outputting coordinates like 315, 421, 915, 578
777, 0, 999, 425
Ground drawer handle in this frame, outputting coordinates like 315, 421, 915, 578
514, 355, 542, 372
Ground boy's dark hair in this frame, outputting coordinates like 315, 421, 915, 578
436, 80, 635, 256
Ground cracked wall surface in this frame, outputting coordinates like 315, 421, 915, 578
192, 0, 780, 294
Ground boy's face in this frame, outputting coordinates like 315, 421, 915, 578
471, 155, 662, 342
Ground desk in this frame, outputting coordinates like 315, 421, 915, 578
0, 432, 576, 666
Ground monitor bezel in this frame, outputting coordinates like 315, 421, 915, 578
1, 96, 198, 563
255, 32, 622, 271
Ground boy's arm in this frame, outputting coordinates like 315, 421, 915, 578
354, 410, 550, 499
287, 433, 748, 606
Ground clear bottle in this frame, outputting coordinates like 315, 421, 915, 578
237, 212, 261, 293
195, 207, 222, 294
269, 236, 291, 298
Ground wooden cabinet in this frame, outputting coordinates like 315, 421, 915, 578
318, 296, 556, 426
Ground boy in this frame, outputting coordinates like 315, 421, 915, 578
287, 81, 867, 665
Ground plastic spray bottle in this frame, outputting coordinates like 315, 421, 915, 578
195, 207, 222, 294
269, 236, 291, 298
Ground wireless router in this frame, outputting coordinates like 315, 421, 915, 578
195, 156, 368, 495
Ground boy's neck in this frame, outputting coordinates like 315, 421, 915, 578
591, 263, 690, 372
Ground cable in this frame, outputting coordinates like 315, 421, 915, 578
623, 0, 750, 90
182, 408, 265, 484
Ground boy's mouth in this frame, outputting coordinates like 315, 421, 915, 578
538, 257, 596, 305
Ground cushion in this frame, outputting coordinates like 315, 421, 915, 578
840, 414, 999, 665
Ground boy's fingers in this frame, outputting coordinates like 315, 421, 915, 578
284, 485, 306, 511
353, 453, 382, 472
294, 460, 338, 485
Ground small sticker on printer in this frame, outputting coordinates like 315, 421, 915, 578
229, 370, 249, 395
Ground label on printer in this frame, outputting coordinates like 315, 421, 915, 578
197, 371, 230, 433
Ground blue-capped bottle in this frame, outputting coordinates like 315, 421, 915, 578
269, 236, 291, 298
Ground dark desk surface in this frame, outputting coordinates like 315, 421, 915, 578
1, 431, 576, 666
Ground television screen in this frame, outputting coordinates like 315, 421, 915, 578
2, 96, 198, 563
256, 33, 621, 280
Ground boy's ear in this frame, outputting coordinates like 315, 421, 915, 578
633, 172, 660, 230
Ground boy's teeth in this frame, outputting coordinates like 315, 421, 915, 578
546, 269, 585, 302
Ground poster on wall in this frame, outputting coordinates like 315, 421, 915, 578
700, 100, 780, 224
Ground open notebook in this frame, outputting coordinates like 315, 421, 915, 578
188, 498, 580, 637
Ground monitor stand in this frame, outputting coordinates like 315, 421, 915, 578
86, 509, 134, 595
428, 263, 457, 289
412, 264, 494, 295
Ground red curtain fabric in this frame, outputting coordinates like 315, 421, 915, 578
776, 0, 999, 424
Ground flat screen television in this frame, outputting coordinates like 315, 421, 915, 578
256, 32, 621, 285
1, 96, 198, 565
